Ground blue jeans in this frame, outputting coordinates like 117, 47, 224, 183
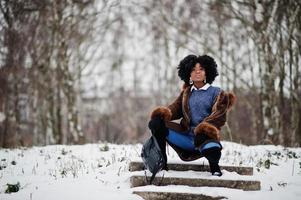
166, 128, 221, 153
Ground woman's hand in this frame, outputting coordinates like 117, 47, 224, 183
148, 116, 165, 131
194, 133, 210, 148
148, 116, 168, 137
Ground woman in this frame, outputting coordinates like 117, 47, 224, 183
148, 54, 236, 176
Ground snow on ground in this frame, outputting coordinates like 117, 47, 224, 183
0, 141, 300, 200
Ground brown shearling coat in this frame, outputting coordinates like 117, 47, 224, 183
150, 83, 236, 161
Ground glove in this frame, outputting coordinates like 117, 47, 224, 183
148, 116, 168, 137
148, 116, 165, 131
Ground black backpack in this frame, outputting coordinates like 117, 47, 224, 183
141, 136, 166, 184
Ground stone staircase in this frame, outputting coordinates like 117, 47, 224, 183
129, 161, 261, 200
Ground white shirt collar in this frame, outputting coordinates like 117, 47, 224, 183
191, 83, 211, 91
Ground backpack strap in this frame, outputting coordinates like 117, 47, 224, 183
144, 170, 165, 185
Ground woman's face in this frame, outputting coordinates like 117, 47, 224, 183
190, 63, 206, 83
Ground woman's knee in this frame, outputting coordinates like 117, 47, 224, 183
167, 129, 195, 152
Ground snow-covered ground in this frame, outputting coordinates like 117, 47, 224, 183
0, 141, 300, 200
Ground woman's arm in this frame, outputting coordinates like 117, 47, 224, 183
194, 91, 236, 144
150, 91, 184, 121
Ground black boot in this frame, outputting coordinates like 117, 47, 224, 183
209, 162, 222, 176
202, 147, 222, 176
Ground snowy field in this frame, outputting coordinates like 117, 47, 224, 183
0, 141, 300, 200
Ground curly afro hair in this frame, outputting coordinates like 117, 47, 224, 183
177, 54, 219, 84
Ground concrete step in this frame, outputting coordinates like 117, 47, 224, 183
129, 161, 253, 175
133, 191, 226, 200
130, 174, 261, 191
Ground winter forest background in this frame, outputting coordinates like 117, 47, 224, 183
0, 0, 300, 148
